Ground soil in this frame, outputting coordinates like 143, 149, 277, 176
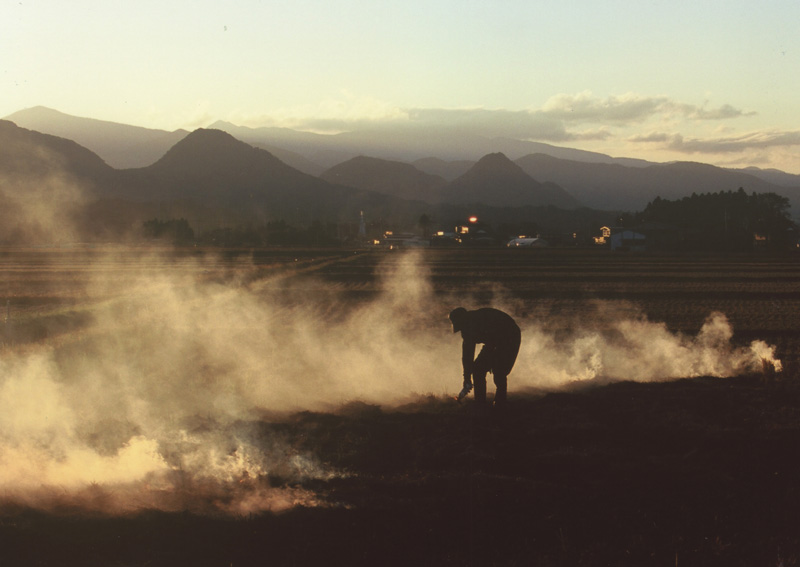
2, 247, 800, 566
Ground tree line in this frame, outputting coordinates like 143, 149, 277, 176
141, 189, 798, 251
634, 189, 797, 251
141, 218, 343, 247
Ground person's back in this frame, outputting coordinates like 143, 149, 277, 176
457, 307, 519, 346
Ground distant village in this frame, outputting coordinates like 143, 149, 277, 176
150, 187, 799, 254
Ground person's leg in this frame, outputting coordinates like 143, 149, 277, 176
493, 373, 507, 405
491, 330, 520, 405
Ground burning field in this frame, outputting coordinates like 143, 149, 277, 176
1, 246, 799, 566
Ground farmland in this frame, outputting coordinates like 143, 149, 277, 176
1, 246, 800, 566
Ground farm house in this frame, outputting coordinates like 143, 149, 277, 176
609, 229, 647, 252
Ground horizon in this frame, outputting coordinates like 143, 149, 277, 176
3, 1, 799, 174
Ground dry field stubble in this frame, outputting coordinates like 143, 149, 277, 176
2, 245, 800, 566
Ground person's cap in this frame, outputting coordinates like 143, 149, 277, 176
449, 307, 468, 333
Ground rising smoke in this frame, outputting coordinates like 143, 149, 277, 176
0, 247, 781, 516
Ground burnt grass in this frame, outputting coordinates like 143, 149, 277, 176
3, 377, 800, 566
3, 248, 800, 566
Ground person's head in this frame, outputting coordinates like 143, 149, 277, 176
449, 307, 468, 333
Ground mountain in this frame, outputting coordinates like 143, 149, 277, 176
515, 153, 800, 213
443, 153, 581, 209
110, 129, 426, 226
320, 156, 448, 203
727, 167, 800, 188
0, 120, 121, 243
208, 120, 649, 169
412, 158, 475, 182
208, 121, 353, 170
4, 106, 189, 168
253, 144, 327, 176
0, 121, 433, 243
0, 119, 114, 183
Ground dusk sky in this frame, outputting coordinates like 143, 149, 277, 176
3, 0, 799, 172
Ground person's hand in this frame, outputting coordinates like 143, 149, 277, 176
455, 381, 473, 402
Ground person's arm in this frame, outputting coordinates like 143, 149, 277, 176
455, 338, 476, 401
461, 339, 476, 384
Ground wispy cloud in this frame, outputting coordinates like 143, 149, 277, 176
628, 132, 672, 143
630, 130, 800, 153
682, 103, 756, 120
232, 91, 781, 160
540, 91, 753, 124
541, 92, 669, 123
669, 130, 800, 153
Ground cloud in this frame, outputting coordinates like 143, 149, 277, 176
668, 130, 800, 153
230, 92, 408, 133
230, 91, 761, 152
541, 91, 669, 123
403, 107, 571, 140
628, 131, 672, 143
685, 103, 755, 120
571, 127, 614, 141
540, 92, 753, 125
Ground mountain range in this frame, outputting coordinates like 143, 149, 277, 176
0, 120, 433, 242
4, 107, 188, 170
2, 106, 800, 244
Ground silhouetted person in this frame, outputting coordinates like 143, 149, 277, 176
449, 307, 521, 405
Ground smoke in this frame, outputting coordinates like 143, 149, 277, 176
0, 248, 781, 516
0, 173, 88, 245
0, 138, 90, 245
515, 308, 780, 388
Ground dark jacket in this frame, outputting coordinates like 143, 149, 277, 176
456, 308, 520, 379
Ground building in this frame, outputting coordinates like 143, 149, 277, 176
609, 230, 647, 252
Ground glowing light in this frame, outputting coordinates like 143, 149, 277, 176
468, 216, 478, 223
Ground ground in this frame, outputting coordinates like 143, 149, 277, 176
1, 247, 799, 566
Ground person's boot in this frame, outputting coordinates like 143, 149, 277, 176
494, 375, 507, 407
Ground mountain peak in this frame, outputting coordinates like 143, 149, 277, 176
4, 106, 190, 168
456, 152, 532, 186
446, 152, 580, 209
478, 151, 512, 163
6, 105, 65, 119
320, 155, 447, 203
151, 128, 271, 172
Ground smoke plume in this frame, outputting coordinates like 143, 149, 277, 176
0, 248, 780, 516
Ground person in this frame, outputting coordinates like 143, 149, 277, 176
449, 307, 521, 405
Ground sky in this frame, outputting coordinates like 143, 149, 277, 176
2, 0, 799, 172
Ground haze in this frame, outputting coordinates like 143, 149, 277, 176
0, 247, 778, 514
2, 0, 799, 173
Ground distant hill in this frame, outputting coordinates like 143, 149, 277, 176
320, 156, 448, 203
443, 153, 581, 209
110, 129, 428, 227
0, 120, 119, 243
208, 121, 354, 170
6, 107, 799, 218
727, 166, 800, 188
0, 119, 113, 183
412, 158, 475, 182
252, 144, 327, 176
4, 106, 188, 168
208, 119, 648, 168
0, 121, 434, 242
515, 153, 800, 213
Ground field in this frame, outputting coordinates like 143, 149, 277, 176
1, 246, 800, 566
